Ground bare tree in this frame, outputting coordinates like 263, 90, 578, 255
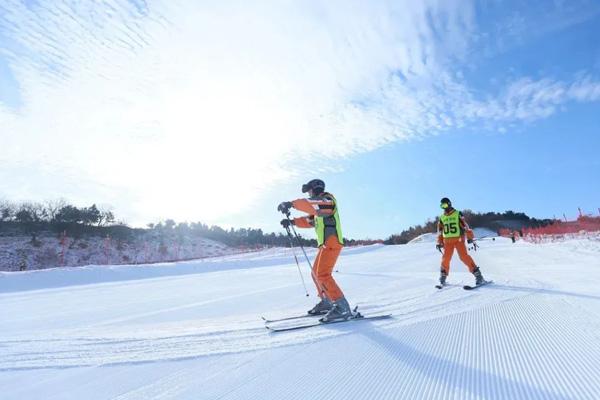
44, 198, 68, 221
0, 200, 15, 221
97, 208, 115, 226
18, 202, 47, 222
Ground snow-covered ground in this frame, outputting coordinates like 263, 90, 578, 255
2, 237, 600, 399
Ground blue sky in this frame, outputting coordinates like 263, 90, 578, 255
1, 0, 599, 239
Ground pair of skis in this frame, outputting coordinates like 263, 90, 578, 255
436, 280, 493, 290
265, 281, 493, 332
263, 308, 392, 332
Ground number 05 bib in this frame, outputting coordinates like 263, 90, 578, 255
440, 210, 461, 238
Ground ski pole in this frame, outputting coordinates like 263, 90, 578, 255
284, 225, 309, 297
288, 223, 313, 270
283, 212, 311, 267
285, 212, 327, 299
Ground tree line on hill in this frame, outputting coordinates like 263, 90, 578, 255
1, 200, 551, 248
0, 200, 381, 248
0, 200, 120, 236
384, 210, 554, 244
149, 220, 318, 247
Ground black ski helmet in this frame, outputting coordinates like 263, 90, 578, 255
440, 197, 452, 208
302, 179, 325, 194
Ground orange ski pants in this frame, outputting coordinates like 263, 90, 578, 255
312, 235, 344, 301
440, 237, 477, 275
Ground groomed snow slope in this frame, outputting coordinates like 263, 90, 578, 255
2, 238, 600, 399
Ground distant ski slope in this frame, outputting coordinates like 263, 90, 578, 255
1, 238, 600, 399
409, 227, 497, 243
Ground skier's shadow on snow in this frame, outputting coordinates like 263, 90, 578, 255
487, 284, 600, 301
358, 328, 570, 400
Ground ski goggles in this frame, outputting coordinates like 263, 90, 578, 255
440, 202, 450, 209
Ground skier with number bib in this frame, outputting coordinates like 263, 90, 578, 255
436, 197, 487, 287
277, 179, 353, 322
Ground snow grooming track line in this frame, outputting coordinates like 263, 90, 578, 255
523, 295, 600, 398
227, 295, 600, 400
0, 326, 271, 371
370, 297, 582, 399
463, 294, 600, 399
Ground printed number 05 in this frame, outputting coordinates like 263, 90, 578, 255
444, 222, 458, 235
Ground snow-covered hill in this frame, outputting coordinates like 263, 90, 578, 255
408, 232, 438, 243
0, 234, 233, 272
2, 238, 600, 399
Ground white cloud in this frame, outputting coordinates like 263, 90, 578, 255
0, 0, 478, 223
0, 0, 598, 225
459, 75, 600, 123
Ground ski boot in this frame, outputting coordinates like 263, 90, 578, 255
439, 269, 448, 286
320, 297, 353, 322
435, 269, 448, 289
308, 298, 333, 315
473, 267, 485, 285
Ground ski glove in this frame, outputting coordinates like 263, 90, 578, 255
436, 243, 444, 252
467, 238, 474, 244
277, 201, 293, 214
280, 219, 294, 228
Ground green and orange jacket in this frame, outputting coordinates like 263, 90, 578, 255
291, 192, 344, 247
437, 208, 475, 245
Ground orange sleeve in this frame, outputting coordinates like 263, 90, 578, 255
437, 220, 443, 244
459, 213, 471, 230
291, 198, 335, 217
293, 216, 314, 228
459, 213, 474, 239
